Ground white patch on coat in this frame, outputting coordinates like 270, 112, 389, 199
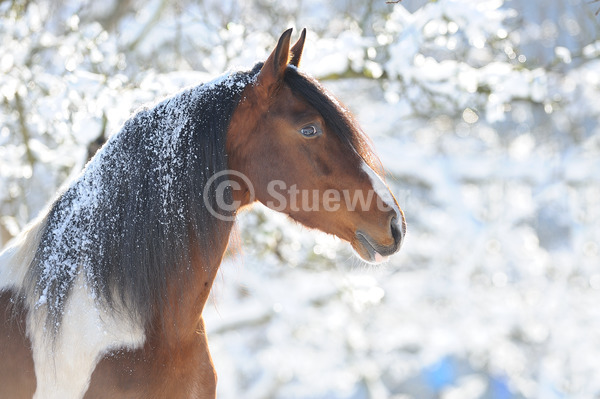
29, 272, 146, 399
1, 216, 145, 398
361, 163, 400, 218
361, 162, 405, 248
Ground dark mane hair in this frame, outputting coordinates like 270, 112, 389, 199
25, 68, 259, 336
23, 62, 379, 338
283, 66, 382, 174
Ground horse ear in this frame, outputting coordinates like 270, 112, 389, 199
289, 28, 307, 68
256, 28, 293, 89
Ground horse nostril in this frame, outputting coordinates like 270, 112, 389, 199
390, 216, 403, 248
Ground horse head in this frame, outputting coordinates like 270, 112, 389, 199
227, 28, 406, 263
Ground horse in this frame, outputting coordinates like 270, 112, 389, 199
0, 28, 406, 398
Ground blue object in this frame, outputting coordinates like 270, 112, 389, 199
424, 357, 456, 391
490, 376, 512, 399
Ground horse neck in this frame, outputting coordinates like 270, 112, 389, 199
152, 224, 232, 347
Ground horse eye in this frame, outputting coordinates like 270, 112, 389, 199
300, 125, 320, 137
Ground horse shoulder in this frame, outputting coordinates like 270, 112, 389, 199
86, 317, 217, 399
28, 272, 146, 399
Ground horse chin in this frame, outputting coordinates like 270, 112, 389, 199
351, 233, 389, 265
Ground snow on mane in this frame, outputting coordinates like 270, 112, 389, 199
25, 68, 259, 335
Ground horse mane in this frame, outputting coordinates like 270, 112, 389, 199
24, 67, 260, 336
23, 62, 378, 338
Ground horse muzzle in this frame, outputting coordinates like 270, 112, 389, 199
353, 215, 405, 264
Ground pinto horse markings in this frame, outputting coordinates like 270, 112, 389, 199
0, 28, 406, 398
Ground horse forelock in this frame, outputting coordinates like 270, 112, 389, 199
24, 68, 259, 338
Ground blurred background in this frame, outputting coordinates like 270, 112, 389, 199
1, 0, 599, 397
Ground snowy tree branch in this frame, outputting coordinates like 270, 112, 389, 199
14, 92, 35, 168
